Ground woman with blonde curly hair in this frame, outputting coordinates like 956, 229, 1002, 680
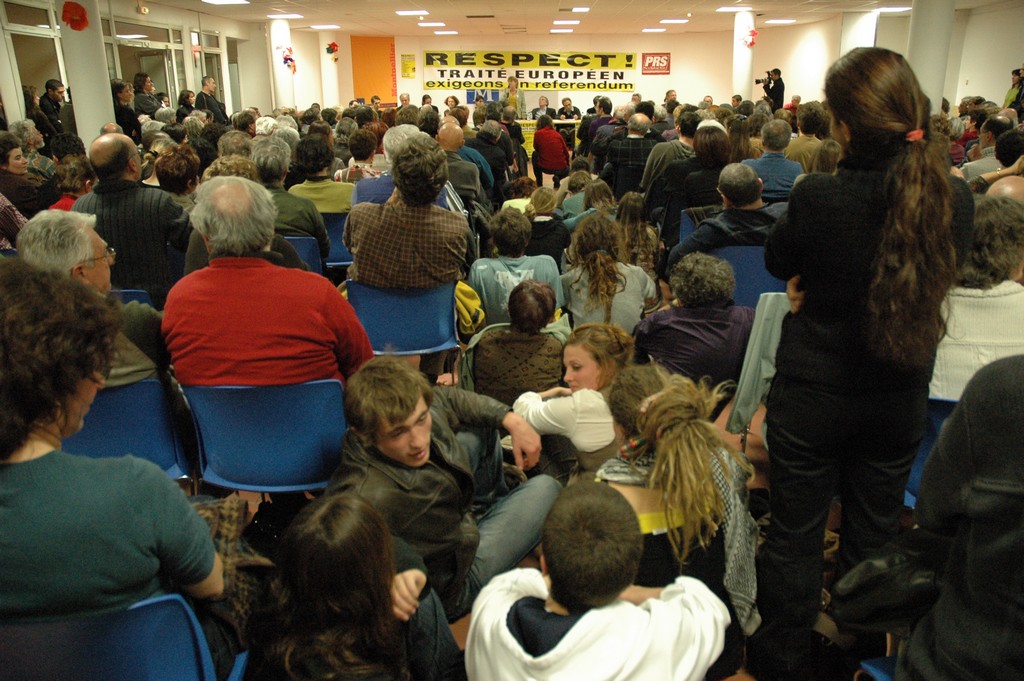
513, 322, 633, 476
560, 212, 657, 332
596, 364, 757, 680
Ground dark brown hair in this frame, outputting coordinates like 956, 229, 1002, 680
826, 47, 956, 367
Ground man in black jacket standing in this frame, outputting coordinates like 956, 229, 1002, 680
195, 75, 229, 125
762, 68, 785, 112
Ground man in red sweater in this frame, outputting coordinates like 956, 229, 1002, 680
530, 115, 571, 189
162, 176, 373, 387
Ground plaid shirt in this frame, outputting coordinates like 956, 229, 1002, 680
345, 197, 468, 288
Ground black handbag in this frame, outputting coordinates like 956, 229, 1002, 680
831, 526, 953, 635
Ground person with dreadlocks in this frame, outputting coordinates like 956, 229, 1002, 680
596, 363, 759, 681
560, 212, 657, 333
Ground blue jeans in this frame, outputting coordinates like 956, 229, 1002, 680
452, 427, 562, 618
406, 587, 467, 681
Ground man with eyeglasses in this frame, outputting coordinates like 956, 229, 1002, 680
17, 210, 170, 388
72, 133, 191, 309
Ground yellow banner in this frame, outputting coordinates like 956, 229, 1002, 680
424, 51, 636, 70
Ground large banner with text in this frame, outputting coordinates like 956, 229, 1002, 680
423, 51, 637, 91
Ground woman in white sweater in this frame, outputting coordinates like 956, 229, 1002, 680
930, 196, 1024, 400
513, 323, 633, 476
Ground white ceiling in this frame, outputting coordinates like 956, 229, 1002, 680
149, 0, 1012, 36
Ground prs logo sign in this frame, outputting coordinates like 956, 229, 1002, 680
642, 53, 671, 75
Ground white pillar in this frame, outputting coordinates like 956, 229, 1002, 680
839, 12, 878, 56
318, 31, 340, 107
906, 0, 955, 114
0, 37, 23, 121
731, 11, 755, 102
58, 0, 114, 141
269, 19, 295, 110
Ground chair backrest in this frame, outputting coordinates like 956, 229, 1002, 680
904, 398, 957, 508
183, 379, 345, 493
708, 245, 786, 308
166, 243, 185, 285
114, 288, 155, 306
0, 593, 247, 681
322, 212, 354, 268
62, 378, 189, 480
283, 236, 323, 274
678, 208, 697, 243
346, 280, 459, 356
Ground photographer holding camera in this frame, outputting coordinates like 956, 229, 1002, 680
757, 68, 785, 112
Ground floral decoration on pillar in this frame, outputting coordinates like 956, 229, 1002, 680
326, 42, 340, 63
61, 1, 89, 30
282, 47, 297, 74
744, 29, 758, 48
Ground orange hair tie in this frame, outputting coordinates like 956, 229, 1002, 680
905, 129, 925, 142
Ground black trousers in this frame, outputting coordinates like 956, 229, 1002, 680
530, 150, 569, 187
747, 374, 927, 679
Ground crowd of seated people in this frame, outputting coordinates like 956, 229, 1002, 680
6, 51, 1024, 681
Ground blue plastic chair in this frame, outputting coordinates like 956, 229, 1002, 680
346, 280, 459, 356
856, 655, 896, 680
904, 398, 957, 508
113, 288, 155, 306
678, 208, 697, 243
284, 235, 323, 274
183, 379, 345, 493
708, 245, 787, 308
0, 593, 247, 681
322, 212, 354, 268
63, 378, 190, 481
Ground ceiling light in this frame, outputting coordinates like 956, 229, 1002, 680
116, 33, 147, 38
572, 7, 590, 12
550, 28, 573, 33
660, 19, 689, 24
716, 6, 752, 12
201, 0, 249, 5
553, 20, 579, 25
434, 30, 457, 34
765, 19, 795, 24
418, 21, 445, 26
642, 28, 666, 32
267, 13, 303, 19
396, 9, 427, 16
310, 24, 340, 29
876, 6, 911, 11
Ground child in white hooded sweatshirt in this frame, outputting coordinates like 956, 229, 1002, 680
466, 482, 729, 681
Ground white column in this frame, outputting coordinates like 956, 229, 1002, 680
0, 37, 23, 121
731, 11, 755, 101
58, 0, 115, 141
318, 31, 340, 107
906, 0, 955, 114
839, 12, 878, 56
269, 19, 295, 110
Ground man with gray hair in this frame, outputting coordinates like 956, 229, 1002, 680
217, 130, 252, 158
162, 175, 372, 387
251, 136, 328, 250
18, 209, 169, 387
742, 119, 803, 202
667, 162, 787, 270
9, 119, 55, 181
600, 113, 658, 196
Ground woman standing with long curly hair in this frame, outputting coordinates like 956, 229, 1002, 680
747, 47, 974, 680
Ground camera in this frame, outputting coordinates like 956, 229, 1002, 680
755, 71, 772, 85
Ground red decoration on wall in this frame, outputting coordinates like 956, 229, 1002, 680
61, 1, 89, 31
282, 47, 296, 74
326, 41, 339, 63
744, 28, 758, 48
